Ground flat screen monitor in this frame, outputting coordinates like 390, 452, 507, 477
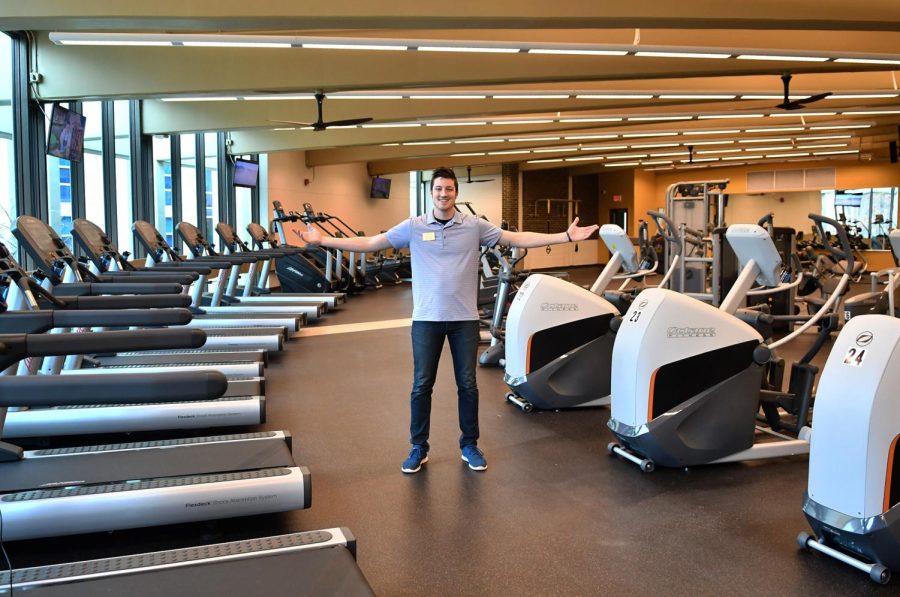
233, 158, 260, 188
46, 104, 86, 162
834, 192, 863, 207
370, 176, 391, 199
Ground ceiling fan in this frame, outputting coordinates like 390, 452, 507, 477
269, 91, 373, 130
775, 73, 832, 110
462, 166, 495, 184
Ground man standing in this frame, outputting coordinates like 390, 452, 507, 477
299, 167, 599, 473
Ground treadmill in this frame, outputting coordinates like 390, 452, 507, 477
0, 528, 373, 596
216, 220, 345, 309
132, 220, 308, 332
176, 220, 327, 321
0, 328, 308, 542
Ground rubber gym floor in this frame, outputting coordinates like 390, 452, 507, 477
4, 269, 888, 596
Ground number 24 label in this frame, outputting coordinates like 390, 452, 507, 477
843, 347, 866, 367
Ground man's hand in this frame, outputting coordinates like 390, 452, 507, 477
295, 224, 324, 246
567, 217, 600, 241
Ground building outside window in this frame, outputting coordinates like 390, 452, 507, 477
0, 34, 16, 256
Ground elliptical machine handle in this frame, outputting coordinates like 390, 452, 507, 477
757, 212, 775, 233
809, 213, 854, 274
647, 210, 681, 255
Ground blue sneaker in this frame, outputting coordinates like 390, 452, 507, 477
401, 445, 428, 474
461, 445, 487, 471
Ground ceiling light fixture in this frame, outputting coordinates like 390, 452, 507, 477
698, 113, 765, 119
528, 49, 628, 56
575, 94, 654, 99
417, 46, 520, 53
658, 94, 736, 100
683, 129, 741, 135
627, 116, 694, 121
635, 51, 731, 59
491, 94, 571, 99
528, 158, 565, 163
737, 54, 829, 62
622, 132, 680, 138
409, 95, 487, 99
834, 58, 900, 65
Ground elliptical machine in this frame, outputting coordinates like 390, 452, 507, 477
797, 313, 900, 585
502, 222, 659, 413
607, 214, 849, 471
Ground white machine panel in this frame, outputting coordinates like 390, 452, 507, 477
725, 224, 782, 287
599, 224, 639, 273
891, 229, 900, 263
610, 288, 763, 427
808, 314, 900, 518
504, 274, 617, 380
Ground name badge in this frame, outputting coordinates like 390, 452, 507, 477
422, 232, 436, 241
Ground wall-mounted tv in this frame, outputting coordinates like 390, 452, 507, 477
233, 158, 260, 188
834, 192, 864, 207
370, 176, 391, 199
46, 104, 86, 162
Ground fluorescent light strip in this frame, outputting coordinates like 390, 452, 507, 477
751, 146, 797, 152
488, 150, 531, 155
834, 58, 900, 65
641, 160, 673, 165
607, 154, 648, 159
160, 97, 238, 102
683, 129, 741, 135
651, 151, 690, 157
426, 122, 488, 127
635, 51, 730, 59
559, 118, 623, 123
698, 113, 765, 119
184, 41, 291, 48
58, 40, 173, 46
580, 145, 629, 151
809, 124, 872, 130
528, 158, 564, 163
740, 95, 802, 100
514, 136, 561, 142
630, 143, 680, 148
841, 110, 900, 115
382, 143, 400, 146
271, 127, 296, 131
492, 94, 571, 99
451, 152, 487, 157
798, 134, 852, 140
795, 143, 848, 149
827, 94, 899, 99
723, 155, 763, 160
360, 123, 420, 128
533, 147, 579, 153
245, 94, 314, 101
330, 95, 403, 100
697, 149, 741, 154
621, 132, 679, 138
814, 149, 860, 155
417, 46, 520, 53
737, 54, 829, 62
769, 111, 836, 117
491, 119, 555, 125
302, 43, 407, 51
765, 152, 810, 158
627, 116, 693, 121
565, 134, 619, 140
658, 94, 736, 99
744, 127, 804, 133
644, 166, 676, 171
404, 140, 452, 145
575, 94, 654, 99
454, 138, 504, 144
565, 156, 606, 161
689, 157, 720, 162
604, 162, 641, 166
687, 140, 735, 146
528, 49, 628, 56
739, 137, 792, 143
409, 95, 486, 99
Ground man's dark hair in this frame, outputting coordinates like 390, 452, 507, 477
430, 167, 458, 190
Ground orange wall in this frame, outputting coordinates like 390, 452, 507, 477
268, 151, 411, 239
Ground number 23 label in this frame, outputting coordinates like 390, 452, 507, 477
842, 347, 866, 367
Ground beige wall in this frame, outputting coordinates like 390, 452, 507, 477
456, 177, 502, 225
267, 151, 411, 238
726, 191, 822, 233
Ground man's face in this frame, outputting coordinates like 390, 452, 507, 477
431, 177, 458, 213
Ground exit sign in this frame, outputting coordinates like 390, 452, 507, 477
613, 195, 623, 202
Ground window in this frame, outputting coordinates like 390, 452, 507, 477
152, 135, 174, 247
0, 34, 15, 256
821, 187, 898, 248
203, 132, 218, 239
114, 100, 133, 257
82, 101, 105, 229
181, 134, 198, 231
257, 153, 269, 230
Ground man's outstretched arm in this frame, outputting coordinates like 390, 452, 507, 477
498, 217, 599, 249
297, 224, 394, 252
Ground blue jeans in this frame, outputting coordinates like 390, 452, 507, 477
409, 320, 481, 451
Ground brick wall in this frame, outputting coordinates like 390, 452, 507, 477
501, 163, 519, 229
522, 169, 570, 233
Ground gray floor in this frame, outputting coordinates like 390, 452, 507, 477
6, 273, 892, 596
